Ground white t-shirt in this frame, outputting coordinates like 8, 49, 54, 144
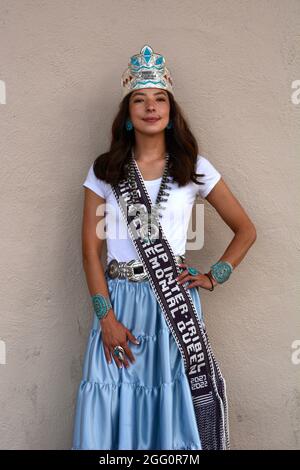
82, 155, 221, 265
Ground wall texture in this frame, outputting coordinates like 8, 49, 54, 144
0, 0, 299, 450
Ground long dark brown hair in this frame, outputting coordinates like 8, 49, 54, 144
93, 90, 205, 189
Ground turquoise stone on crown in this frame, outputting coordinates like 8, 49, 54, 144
130, 57, 140, 67
155, 56, 164, 65
143, 46, 152, 63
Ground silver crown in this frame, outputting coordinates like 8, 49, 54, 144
121, 45, 174, 99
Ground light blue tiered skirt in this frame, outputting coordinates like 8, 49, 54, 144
72, 271, 203, 450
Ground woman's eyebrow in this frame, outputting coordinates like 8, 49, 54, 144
132, 91, 167, 97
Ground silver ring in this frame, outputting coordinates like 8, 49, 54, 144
113, 345, 125, 361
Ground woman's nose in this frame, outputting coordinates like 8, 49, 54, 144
145, 100, 156, 110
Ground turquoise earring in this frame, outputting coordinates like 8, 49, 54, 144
166, 120, 173, 129
126, 118, 133, 131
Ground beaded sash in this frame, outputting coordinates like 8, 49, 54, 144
111, 164, 230, 450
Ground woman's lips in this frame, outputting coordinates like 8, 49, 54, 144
143, 118, 160, 123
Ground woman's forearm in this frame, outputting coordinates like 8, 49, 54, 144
83, 254, 109, 296
211, 224, 257, 271
82, 254, 116, 323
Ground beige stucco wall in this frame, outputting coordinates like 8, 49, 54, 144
0, 0, 299, 450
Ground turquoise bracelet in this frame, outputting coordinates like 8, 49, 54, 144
91, 293, 112, 320
210, 261, 233, 284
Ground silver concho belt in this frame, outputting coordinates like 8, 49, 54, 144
107, 254, 186, 282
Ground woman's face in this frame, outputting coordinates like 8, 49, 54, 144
128, 88, 170, 135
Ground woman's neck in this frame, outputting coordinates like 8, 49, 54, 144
133, 137, 166, 163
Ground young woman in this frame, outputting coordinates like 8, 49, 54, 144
72, 45, 257, 450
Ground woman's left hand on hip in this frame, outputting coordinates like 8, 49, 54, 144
175, 263, 218, 290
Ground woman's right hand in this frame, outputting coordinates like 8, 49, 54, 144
100, 309, 140, 369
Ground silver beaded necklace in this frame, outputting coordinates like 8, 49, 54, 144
126, 149, 172, 242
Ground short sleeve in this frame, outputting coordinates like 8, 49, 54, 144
195, 155, 221, 198
82, 164, 108, 199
